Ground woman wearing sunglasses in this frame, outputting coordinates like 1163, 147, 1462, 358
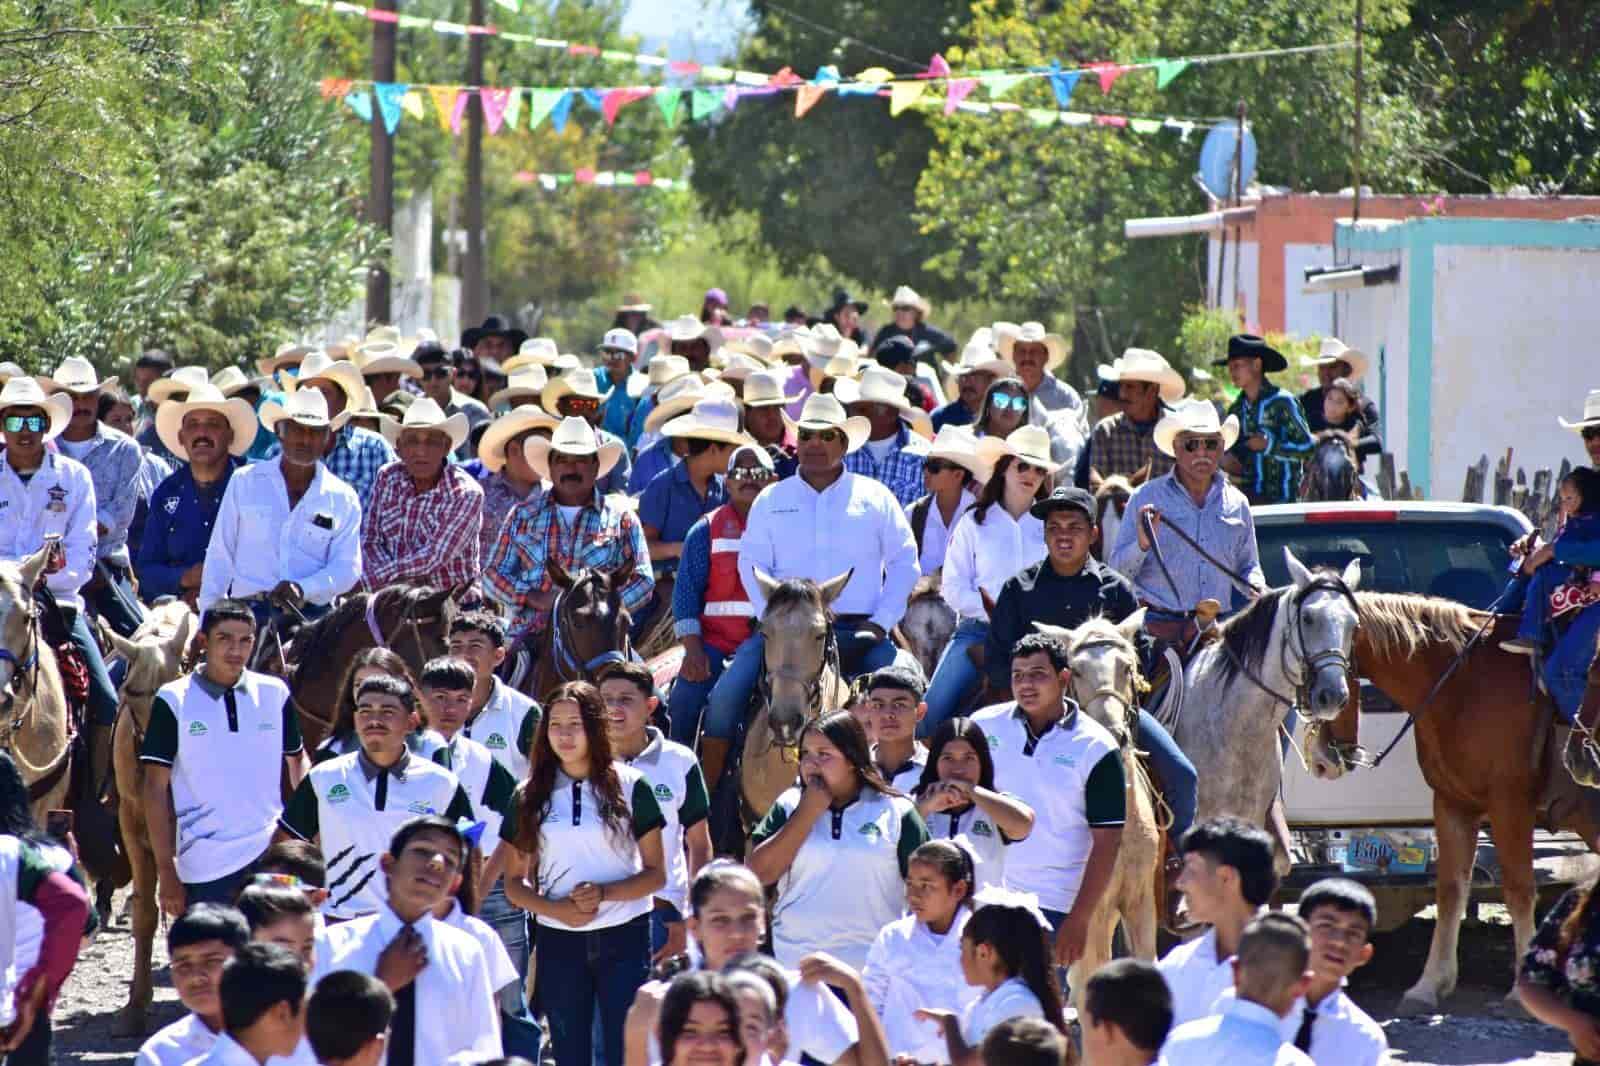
974, 378, 1031, 441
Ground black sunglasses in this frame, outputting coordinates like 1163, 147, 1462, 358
1182, 437, 1223, 453
1584, 427, 1600, 442
924, 459, 962, 475
797, 428, 840, 444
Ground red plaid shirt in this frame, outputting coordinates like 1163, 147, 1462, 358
361, 461, 484, 590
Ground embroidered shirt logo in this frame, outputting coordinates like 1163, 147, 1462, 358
858, 823, 882, 841
1052, 754, 1075, 767
972, 820, 995, 838
406, 801, 435, 815
257, 721, 275, 731
327, 784, 352, 805
163, 496, 181, 515
985, 734, 1001, 750
653, 783, 674, 802
187, 721, 208, 737
485, 733, 508, 750
45, 485, 67, 514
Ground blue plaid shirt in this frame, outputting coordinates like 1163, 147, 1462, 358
842, 423, 930, 509
323, 424, 397, 513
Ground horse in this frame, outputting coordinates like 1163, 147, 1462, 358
97, 601, 197, 1036
520, 560, 635, 702
0, 549, 74, 822
1093, 464, 1149, 562
896, 572, 957, 683
1299, 430, 1361, 502
1052, 614, 1162, 1007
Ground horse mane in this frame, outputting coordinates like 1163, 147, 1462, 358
762, 578, 830, 622
1354, 590, 1478, 658
1209, 586, 1291, 680
1064, 615, 1129, 655
286, 584, 436, 665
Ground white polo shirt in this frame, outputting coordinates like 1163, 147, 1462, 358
959, 976, 1045, 1047
924, 802, 1012, 889
863, 906, 982, 1062
1211, 983, 1386, 1066
431, 732, 517, 859
137, 670, 302, 884
873, 743, 928, 795
623, 728, 710, 917
969, 701, 1123, 914
0, 451, 97, 610
462, 677, 540, 782
750, 785, 930, 970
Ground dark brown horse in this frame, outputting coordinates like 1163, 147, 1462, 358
1299, 430, 1362, 502
520, 560, 634, 703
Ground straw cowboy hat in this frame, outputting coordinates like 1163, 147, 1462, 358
354, 326, 424, 379
380, 396, 470, 451
996, 322, 1069, 372
720, 334, 774, 368
1559, 389, 1600, 432
832, 366, 934, 439
742, 369, 803, 408
489, 368, 550, 409
256, 342, 313, 377
478, 407, 561, 474
291, 350, 367, 411
541, 368, 610, 418
977, 425, 1066, 475
808, 324, 849, 360
941, 340, 1015, 380
628, 354, 692, 399
661, 396, 755, 448
617, 293, 653, 313
807, 337, 867, 391
1314, 338, 1370, 382
503, 337, 561, 376
0, 363, 24, 387
1213, 333, 1288, 373
770, 327, 815, 363
710, 353, 769, 384
344, 386, 384, 425
926, 424, 993, 481
887, 285, 931, 317
155, 383, 258, 461
259, 385, 348, 434
41, 356, 116, 395
524, 415, 625, 481
645, 378, 736, 434
782, 392, 871, 455
665, 314, 725, 349
1153, 399, 1241, 457
0, 378, 72, 440
1107, 348, 1186, 403
146, 366, 212, 405
208, 366, 261, 398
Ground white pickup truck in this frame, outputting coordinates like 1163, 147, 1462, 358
1254, 501, 1594, 929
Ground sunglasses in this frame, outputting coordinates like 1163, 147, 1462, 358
923, 459, 962, 475
797, 428, 841, 444
2, 414, 47, 433
727, 466, 776, 483
1182, 437, 1223, 453
990, 393, 1029, 413
562, 397, 602, 414
1015, 459, 1050, 476
1584, 427, 1600, 442
422, 367, 453, 380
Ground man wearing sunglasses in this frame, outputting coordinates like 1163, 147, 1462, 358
414, 343, 490, 461
540, 368, 632, 496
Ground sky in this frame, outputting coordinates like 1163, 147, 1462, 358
621, 0, 748, 62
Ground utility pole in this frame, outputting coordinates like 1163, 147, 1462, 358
461, 0, 488, 328
365, 0, 397, 325
1352, 0, 1365, 222
1232, 99, 1247, 314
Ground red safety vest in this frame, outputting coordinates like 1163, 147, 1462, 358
702, 504, 755, 655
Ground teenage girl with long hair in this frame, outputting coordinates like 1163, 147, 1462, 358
913, 718, 1034, 888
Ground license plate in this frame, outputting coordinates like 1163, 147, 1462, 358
1340, 830, 1433, 874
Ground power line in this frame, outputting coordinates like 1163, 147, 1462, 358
758, 0, 923, 73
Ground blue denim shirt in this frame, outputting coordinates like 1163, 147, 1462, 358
628, 437, 677, 495
135, 460, 238, 600
1109, 471, 1266, 611
639, 462, 726, 575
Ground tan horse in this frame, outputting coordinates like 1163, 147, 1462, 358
0, 547, 75, 820
98, 601, 197, 1036
895, 572, 957, 683
1047, 615, 1162, 1007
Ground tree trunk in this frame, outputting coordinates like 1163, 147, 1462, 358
364, 0, 397, 325
460, 0, 488, 329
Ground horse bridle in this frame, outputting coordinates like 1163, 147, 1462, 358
1215, 577, 1360, 713
0, 602, 42, 738
754, 622, 840, 757
365, 590, 447, 664
1067, 636, 1147, 738
547, 582, 632, 682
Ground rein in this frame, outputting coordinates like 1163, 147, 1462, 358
1141, 509, 1260, 604
753, 622, 840, 759
547, 585, 631, 682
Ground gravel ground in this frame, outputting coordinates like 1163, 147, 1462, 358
41, 893, 1581, 1064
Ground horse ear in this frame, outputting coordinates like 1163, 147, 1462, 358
1283, 546, 1314, 590
751, 567, 782, 604
100, 618, 140, 662
817, 569, 854, 606
1340, 557, 1363, 591
1116, 608, 1146, 643
16, 545, 48, 592
548, 558, 574, 590
1033, 620, 1074, 645
1131, 461, 1151, 487
167, 611, 197, 658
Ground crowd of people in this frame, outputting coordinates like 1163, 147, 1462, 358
0, 287, 1485, 1066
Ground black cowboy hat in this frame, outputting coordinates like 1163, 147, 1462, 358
1212, 333, 1288, 373
826, 288, 869, 315
460, 315, 530, 352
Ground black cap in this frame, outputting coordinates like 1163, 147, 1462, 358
875, 334, 917, 369
137, 349, 175, 371
1031, 485, 1098, 522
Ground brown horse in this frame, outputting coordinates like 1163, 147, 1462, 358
895, 572, 956, 683
520, 560, 634, 702
0, 549, 74, 820
98, 602, 197, 1036
1093, 463, 1149, 561
1299, 430, 1362, 503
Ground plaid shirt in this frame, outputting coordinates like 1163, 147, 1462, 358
361, 461, 484, 590
1088, 412, 1175, 482
478, 472, 542, 564
482, 490, 653, 639
1225, 383, 1314, 504
324, 425, 398, 513
843, 424, 930, 509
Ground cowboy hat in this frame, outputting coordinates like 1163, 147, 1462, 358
628, 354, 692, 399
354, 326, 424, 379
711, 353, 769, 384
489, 368, 551, 409
806, 338, 867, 391
478, 407, 561, 474
207, 366, 258, 398
887, 285, 930, 317
926, 424, 993, 481
1153, 399, 1241, 457
0, 378, 71, 440
291, 350, 367, 412
832, 366, 934, 439
1109, 348, 1186, 402
524, 415, 625, 480
0, 363, 24, 387
502, 337, 561, 376
742, 368, 804, 408
256, 342, 313, 377
1314, 338, 1370, 382
258, 385, 349, 434
664, 314, 725, 353
996, 322, 1068, 372
617, 293, 653, 313
940, 340, 1015, 380
1212, 333, 1288, 373
1559, 389, 1600, 432
770, 327, 815, 363
146, 366, 213, 405
155, 383, 258, 461
324, 336, 361, 361
661, 396, 755, 448
41, 356, 116, 395
809, 323, 848, 359
782, 392, 871, 455
541, 368, 610, 418
345, 385, 383, 423
826, 288, 869, 315
720, 334, 775, 367
460, 315, 529, 352
977, 424, 1065, 475
380, 396, 470, 451
645, 378, 736, 434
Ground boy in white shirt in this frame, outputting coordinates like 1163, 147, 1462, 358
864, 664, 929, 793
136, 906, 251, 1065
1080, 959, 1172, 1066
446, 611, 542, 781
304, 971, 393, 1066
1286, 880, 1387, 1066
193, 942, 307, 1066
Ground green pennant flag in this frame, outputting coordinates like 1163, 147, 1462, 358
656, 89, 682, 125
601, 49, 636, 63
555, 173, 573, 184
1155, 60, 1190, 89
501, 87, 523, 129
690, 88, 723, 120
1130, 118, 1162, 134
1027, 108, 1057, 126
983, 73, 1028, 99
700, 65, 734, 80
526, 88, 565, 129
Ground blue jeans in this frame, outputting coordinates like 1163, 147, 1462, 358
63, 607, 117, 728
667, 646, 729, 746
704, 630, 897, 741
535, 913, 650, 1066
650, 901, 683, 955
1514, 565, 1570, 645
922, 618, 988, 738
479, 879, 542, 1062
92, 562, 145, 638
1136, 711, 1197, 843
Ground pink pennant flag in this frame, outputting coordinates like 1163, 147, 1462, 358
944, 78, 977, 115
669, 60, 702, 75
1094, 114, 1129, 127
926, 53, 951, 79
365, 7, 399, 21
601, 87, 653, 125
568, 43, 601, 56
450, 89, 471, 134
795, 83, 828, 118
633, 170, 652, 186
320, 78, 354, 100
480, 88, 512, 133
574, 167, 596, 184
514, 170, 535, 183
769, 66, 802, 87
1089, 62, 1129, 94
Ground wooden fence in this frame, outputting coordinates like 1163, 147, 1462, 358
1369, 449, 1566, 534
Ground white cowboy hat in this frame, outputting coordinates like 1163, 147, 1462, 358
524, 415, 625, 480
977, 424, 1065, 475
380, 396, 470, 450
1109, 348, 1186, 402
324, 336, 362, 361
146, 366, 212, 405
1314, 338, 1370, 382
832, 366, 934, 439
0, 363, 24, 387
996, 322, 1068, 372
661, 396, 755, 448
720, 334, 774, 367
502, 337, 561, 376
808, 324, 848, 360
782, 392, 871, 455
541, 368, 610, 418
742, 368, 804, 408
41, 356, 116, 395
940, 340, 1015, 380
0, 378, 72, 440
1559, 389, 1600, 432
345, 385, 383, 423
628, 354, 692, 399
645, 378, 736, 434
887, 285, 931, 317
926, 424, 993, 481
1153, 399, 1241, 457
155, 383, 258, 461
208, 366, 261, 398
291, 350, 367, 411
664, 314, 725, 353
770, 327, 815, 363
256, 341, 313, 377
711, 353, 769, 383
478, 407, 561, 474
258, 384, 349, 434
354, 326, 424, 379
488, 368, 550, 409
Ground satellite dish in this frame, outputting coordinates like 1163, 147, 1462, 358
1199, 121, 1258, 201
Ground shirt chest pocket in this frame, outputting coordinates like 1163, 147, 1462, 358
290, 520, 336, 562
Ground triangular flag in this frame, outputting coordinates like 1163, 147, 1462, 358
373, 82, 409, 134
400, 91, 425, 119
320, 78, 354, 100
595, 171, 616, 186
722, 85, 741, 111
795, 84, 828, 118
1165, 117, 1196, 141
889, 81, 927, 115
656, 89, 682, 125
601, 87, 652, 125
501, 86, 522, 129
700, 64, 733, 80
927, 53, 951, 79
836, 81, 879, 97
1026, 108, 1056, 126
576, 88, 602, 112
768, 66, 802, 87
480, 88, 512, 134
540, 174, 558, 190
1047, 68, 1081, 107
690, 88, 723, 120
1130, 118, 1162, 134
633, 170, 652, 186
1060, 111, 1091, 127
855, 67, 894, 84
574, 167, 596, 184
450, 90, 471, 134
1090, 62, 1128, 93
427, 85, 459, 131
944, 78, 977, 115
983, 73, 1027, 99
1095, 114, 1129, 127
1155, 59, 1190, 89
491, 0, 518, 10
527, 88, 565, 129
548, 90, 575, 132
812, 65, 840, 85
344, 90, 373, 121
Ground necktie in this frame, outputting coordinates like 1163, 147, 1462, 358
389, 924, 418, 1066
1293, 1006, 1317, 1053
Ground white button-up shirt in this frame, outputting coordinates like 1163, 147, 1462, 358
917, 491, 975, 574
0, 452, 97, 609
1215, 983, 1387, 1066
739, 469, 920, 631
200, 458, 362, 610
941, 505, 1046, 620
1158, 926, 1241, 1029
863, 907, 982, 1062
1158, 997, 1313, 1066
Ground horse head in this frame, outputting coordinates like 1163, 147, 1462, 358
101, 602, 197, 728
1094, 472, 1142, 560
549, 566, 632, 681
1300, 431, 1359, 503
754, 567, 851, 749
1284, 547, 1363, 719
1045, 613, 1147, 746
0, 547, 47, 707
899, 573, 957, 682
